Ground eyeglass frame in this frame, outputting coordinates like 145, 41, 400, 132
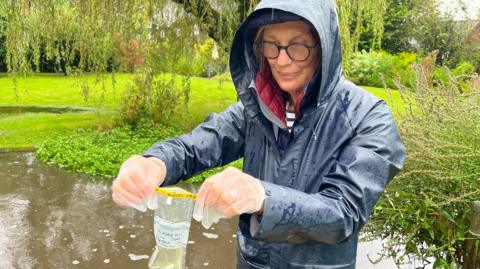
255, 40, 319, 62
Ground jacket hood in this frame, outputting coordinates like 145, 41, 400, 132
230, 0, 344, 116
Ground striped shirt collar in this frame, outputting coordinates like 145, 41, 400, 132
285, 101, 296, 133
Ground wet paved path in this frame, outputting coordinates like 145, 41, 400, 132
0, 152, 237, 269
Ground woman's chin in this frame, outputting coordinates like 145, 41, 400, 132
278, 82, 302, 94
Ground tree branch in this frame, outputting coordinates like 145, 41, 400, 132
170, 0, 227, 45
171, 0, 258, 46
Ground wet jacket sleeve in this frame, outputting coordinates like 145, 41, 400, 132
251, 101, 406, 244
142, 102, 246, 185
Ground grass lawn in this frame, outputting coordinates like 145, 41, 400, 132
0, 112, 113, 150
0, 73, 129, 108
0, 73, 403, 150
0, 73, 237, 149
360, 86, 407, 115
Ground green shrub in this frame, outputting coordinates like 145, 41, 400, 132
366, 66, 480, 268
433, 62, 477, 93
117, 71, 191, 127
155, 38, 222, 78
174, 56, 203, 77
349, 50, 416, 88
395, 52, 417, 87
453, 61, 476, 78
193, 38, 222, 77
433, 65, 451, 87
395, 52, 417, 71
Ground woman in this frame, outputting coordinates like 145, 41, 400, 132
112, 0, 406, 268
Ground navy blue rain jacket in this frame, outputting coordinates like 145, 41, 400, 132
144, 0, 406, 268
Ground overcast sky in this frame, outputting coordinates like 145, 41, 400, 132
438, 0, 480, 20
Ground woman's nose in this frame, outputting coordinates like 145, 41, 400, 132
276, 48, 292, 66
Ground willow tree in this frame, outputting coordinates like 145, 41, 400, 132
1, 0, 386, 76
1, 0, 188, 75
0, 0, 216, 124
336, 0, 387, 71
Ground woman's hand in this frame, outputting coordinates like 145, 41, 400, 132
112, 155, 166, 212
193, 167, 265, 228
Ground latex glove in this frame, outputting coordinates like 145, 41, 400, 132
193, 167, 265, 229
112, 155, 166, 212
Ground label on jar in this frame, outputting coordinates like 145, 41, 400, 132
154, 216, 191, 249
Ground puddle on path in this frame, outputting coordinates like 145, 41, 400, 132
0, 152, 237, 269
0, 106, 91, 115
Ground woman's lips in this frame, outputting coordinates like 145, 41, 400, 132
277, 71, 299, 80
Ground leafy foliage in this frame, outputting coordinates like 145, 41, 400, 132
411, 1, 475, 68
36, 122, 242, 182
348, 50, 416, 88
0, 0, 389, 76
0, 0, 231, 75
158, 37, 221, 77
36, 123, 179, 177
336, 0, 387, 71
366, 62, 480, 268
453, 62, 476, 78
117, 71, 191, 127
434, 61, 478, 93
380, 0, 479, 72
381, 0, 422, 54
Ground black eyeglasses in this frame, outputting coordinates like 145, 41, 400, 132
255, 41, 318, 61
